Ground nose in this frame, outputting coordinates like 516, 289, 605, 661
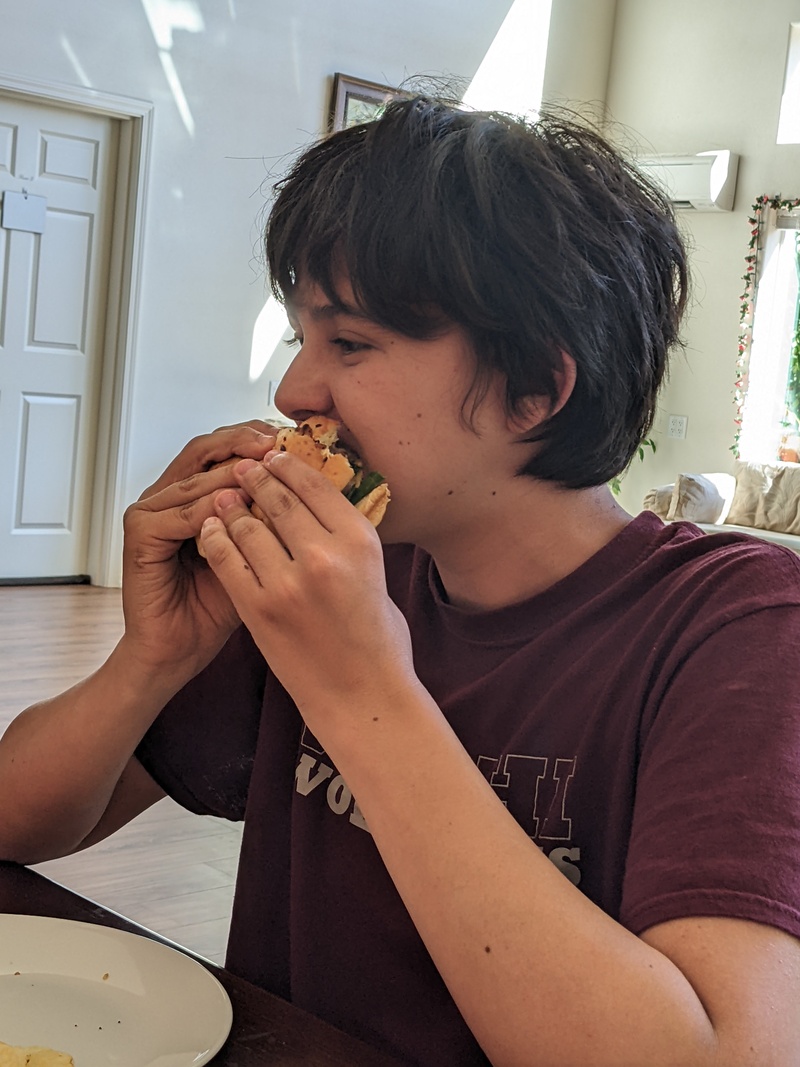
273, 344, 335, 424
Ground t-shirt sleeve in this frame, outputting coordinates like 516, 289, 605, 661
136, 625, 267, 820
620, 602, 800, 940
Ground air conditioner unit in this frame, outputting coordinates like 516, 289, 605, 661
636, 150, 740, 212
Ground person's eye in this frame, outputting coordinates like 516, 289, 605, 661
332, 337, 369, 356
284, 334, 302, 348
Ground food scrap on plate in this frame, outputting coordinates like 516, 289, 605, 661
0, 1042, 74, 1066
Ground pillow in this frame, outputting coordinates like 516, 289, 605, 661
666, 472, 735, 523
642, 483, 674, 520
761, 463, 800, 534
725, 461, 777, 528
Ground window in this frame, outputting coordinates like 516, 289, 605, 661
734, 196, 800, 463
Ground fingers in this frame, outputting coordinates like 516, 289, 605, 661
126, 460, 255, 555
199, 488, 312, 648
141, 421, 278, 498
198, 421, 278, 469
199, 457, 325, 571
199, 450, 379, 583
198, 493, 274, 600
240, 451, 363, 536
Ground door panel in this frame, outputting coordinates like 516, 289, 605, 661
0, 226, 7, 347
18, 393, 80, 527
40, 131, 99, 186
0, 121, 14, 173
32, 210, 93, 347
0, 96, 118, 579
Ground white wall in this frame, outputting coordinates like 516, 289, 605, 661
603, 0, 800, 513
543, 0, 617, 117
0, 0, 515, 581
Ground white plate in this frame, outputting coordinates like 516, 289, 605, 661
0, 915, 232, 1066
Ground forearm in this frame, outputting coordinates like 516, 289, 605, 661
0, 422, 274, 864
320, 690, 718, 1067
0, 639, 184, 863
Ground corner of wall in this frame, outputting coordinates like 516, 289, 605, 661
541, 0, 618, 118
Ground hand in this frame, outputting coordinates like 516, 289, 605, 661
139, 420, 277, 497
198, 451, 418, 726
119, 421, 277, 682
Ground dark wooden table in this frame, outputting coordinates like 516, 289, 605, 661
0, 861, 401, 1066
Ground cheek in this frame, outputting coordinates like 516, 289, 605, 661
374, 412, 443, 471
338, 369, 478, 484
384, 432, 472, 505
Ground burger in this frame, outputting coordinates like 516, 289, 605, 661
264, 416, 390, 526
196, 416, 389, 555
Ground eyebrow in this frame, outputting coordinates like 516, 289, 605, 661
286, 298, 376, 325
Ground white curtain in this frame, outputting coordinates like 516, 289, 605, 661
738, 208, 800, 463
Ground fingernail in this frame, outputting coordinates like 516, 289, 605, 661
216, 489, 239, 510
235, 458, 259, 473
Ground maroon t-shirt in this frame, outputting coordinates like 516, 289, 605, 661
137, 512, 800, 1065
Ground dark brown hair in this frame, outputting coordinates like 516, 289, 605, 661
266, 97, 689, 488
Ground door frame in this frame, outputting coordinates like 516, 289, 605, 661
0, 72, 153, 587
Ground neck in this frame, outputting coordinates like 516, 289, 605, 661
427, 484, 632, 612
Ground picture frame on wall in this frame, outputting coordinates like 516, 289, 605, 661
329, 73, 405, 132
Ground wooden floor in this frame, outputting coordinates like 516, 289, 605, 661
0, 584, 243, 964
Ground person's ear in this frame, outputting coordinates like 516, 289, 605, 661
508, 351, 577, 432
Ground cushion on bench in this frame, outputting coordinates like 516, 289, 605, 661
642, 461, 800, 556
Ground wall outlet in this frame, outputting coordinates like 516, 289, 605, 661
667, 414, 688, 439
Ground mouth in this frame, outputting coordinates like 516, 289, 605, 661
333, 423, 362, 461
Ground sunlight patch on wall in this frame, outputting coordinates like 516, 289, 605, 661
59, 36, 92, 89
140, 0, 203, 138
158, 52, 196, 137
250, 295, 292, 383
462, 0, 553, 119
777, 22, 800, 144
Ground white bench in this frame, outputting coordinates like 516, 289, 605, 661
694, 521, 800, 555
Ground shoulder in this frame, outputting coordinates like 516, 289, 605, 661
569, 514, 800, 708
624, 512, 800, 609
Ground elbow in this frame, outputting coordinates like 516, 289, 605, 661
0, 822, 86, 867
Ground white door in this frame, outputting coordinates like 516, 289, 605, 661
0, 95, 118, 580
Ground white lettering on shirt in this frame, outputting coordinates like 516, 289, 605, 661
293, 739, 581, 878
294, 752, 370, 832
294, 752, 334, 795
